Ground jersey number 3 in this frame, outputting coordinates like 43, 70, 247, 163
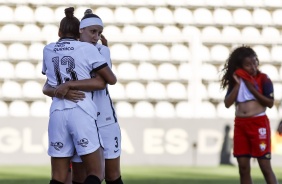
52, 56, 78, 85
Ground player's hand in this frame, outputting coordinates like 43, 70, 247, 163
100, 34, 108, 46
54, 82, 70, 98
244, 80, 256, 92
232, 72, 240, 84
64, 90, 85, 103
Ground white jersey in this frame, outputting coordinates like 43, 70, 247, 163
42, 38, 107, 119
93, 43, 118, 127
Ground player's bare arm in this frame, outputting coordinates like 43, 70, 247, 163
96, 66, 117, 85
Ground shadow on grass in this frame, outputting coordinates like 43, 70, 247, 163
0, 178, 269, 184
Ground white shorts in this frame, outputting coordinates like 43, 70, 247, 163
48, 106, 103, 158
72, 123, 121, 162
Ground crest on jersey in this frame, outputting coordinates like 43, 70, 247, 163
258, 128, 267, 139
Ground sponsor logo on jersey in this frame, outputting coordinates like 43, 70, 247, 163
114, 149, 119, 153
51, 142, 63, 151
258, 128, 267, 139
77, 138, 89, 147
259, 142, 266, 151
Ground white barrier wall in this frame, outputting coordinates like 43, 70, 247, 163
0, 117, 282, 166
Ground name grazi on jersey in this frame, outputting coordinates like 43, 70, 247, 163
53, 41, 74, 52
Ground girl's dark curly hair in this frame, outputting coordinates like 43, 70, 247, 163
220, 45, 258, 89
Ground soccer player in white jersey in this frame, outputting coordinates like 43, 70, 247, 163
42, 7, 116, 184
43, 9, 124, 184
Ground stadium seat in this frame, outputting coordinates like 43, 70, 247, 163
187, 83, 208, 100
21, 24, 42, 41
34, 7, 54, 23
241, 26, 261, 41
135, 7, 154, 24
108, 82, 126, 100
130, 44, 150, 61
200, 45, 211, 62
233, 9, 253, 25
54, 6, 66, 22
107, 0, 126, 5
170, 44, 191, 62
185, 0, 205, 6
158, 63, 178, 80
42, 24, 59, 43
253, 45, 271, 62
150, 44, 170, 61
273, 83, 282, 101
8, 43, 28, 60
142, 26, 162, 38
115, 101, 134, 118
178, 63, 193, 80
166, 82, 187, 100
114, 7, 134, 24
207, 82, 226, 100
0, 101, 8, 116
261, 27, 280, 41
35, 62, 46, 79
27, 0, 46, 5
110, 44, 130, 61
201, 26, 221, 41
253, 9, 272, 25
14, 6, 34, 23
30, 101, 49, 117
122, 25, 142, 37
195, 101, 217, 118
138, 62, 158, 80
155, 101, 175, 118
222, 26, 241, 41
134, 101, 155, 118
272, 9, 282, 26
146, 82, 166, 100
182, 26, 201, 36
15, 62, 36, 79
1, 24, 21, 40
2, 81, 22, 98
162, 26, 181, 37
154, 7, 174, 24
224, 0, 244, 6
264, 0, 282, 7
0, 61, 14, 79
259, 64, 279, 81
193, 8, 213, 25
213, 8, 233, 25
0, 6, 13, 22
93, 7, 114, 23
9, 100, 29, 117
271, 46, 282, 62
0, 44, 7, 60
117, 63, 138, 80
173, 8, 193, 24
266, 105, 278, 119
22, 81, 43, 99
125, 0, 146, 5
210, 45, 230, 62
244, 0, 263, 7
206, 0, 225, 6
201, 64, 219, 81
217, 102, 235, 118
29, 42, 45, 60
103, 25, 121, 40
125, 82, 146, 100
175, 101, 194, 118
166, 0, 186, 6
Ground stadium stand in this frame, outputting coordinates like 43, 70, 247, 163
0, 0, 281, 120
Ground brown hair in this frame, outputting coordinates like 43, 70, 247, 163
59, 7, 80, 39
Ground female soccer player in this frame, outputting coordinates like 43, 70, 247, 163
43, 9, 123, 184
220, 46, 278, 184
42, 7, 116, 184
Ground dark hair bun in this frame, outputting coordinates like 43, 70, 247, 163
65, 7, 74, 19
84, 9, 93, 15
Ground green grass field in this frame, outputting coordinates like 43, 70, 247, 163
0, 165, 282, 184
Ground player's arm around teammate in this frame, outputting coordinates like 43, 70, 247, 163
43, 7, 117, 184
